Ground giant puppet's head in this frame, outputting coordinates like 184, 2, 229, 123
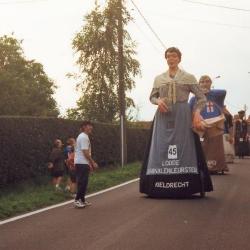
165, 47, 182, 69
199, 75, 212, 93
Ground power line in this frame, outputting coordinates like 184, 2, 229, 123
0, 0, 46, 4
183, 0, 250, 12
165, 15, 250, 30
131, 19, 163, 55
130, 0, 166, 49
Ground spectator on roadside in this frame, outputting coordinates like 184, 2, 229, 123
64, 137, 77, 197
48, 139, 65, 191
74, 121, 98, 208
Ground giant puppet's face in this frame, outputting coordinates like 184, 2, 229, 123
166, 52, 181, 69
199, 77, 212, 92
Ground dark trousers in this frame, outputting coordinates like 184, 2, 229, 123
75, 164, 90, 202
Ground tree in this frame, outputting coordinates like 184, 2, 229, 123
67, 0, 140, 122
0, 35, 59, 117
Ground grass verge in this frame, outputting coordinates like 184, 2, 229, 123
0, 162, 140, 220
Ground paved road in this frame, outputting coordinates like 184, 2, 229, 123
1, 159, 250, 250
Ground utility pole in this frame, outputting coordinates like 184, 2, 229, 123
244, 104, 248, 119
118, 0, 127, 167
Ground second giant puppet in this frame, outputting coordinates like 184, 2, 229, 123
190, 75, 228, 174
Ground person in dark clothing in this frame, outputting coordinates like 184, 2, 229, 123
223, 106, 235, 163
234, 110, 248, 158
48, 139, 65, 191
248, 116, 250, 155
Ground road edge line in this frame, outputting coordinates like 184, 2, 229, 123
0, 178, 139, 226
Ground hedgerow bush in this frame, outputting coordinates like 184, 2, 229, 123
0, 117, 149, 186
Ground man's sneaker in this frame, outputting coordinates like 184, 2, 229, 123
64, 186, 70, 192
74, 200, 86, 208
84, 201, 92, 206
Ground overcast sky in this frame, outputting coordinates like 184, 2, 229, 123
1, 0, 250, 120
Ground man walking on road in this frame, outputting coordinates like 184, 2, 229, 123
74, 121, 98, 208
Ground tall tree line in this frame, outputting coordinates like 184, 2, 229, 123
0, 35, 59, 117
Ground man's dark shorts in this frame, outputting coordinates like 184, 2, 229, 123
50, 169, 64, 178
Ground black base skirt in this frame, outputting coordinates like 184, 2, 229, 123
140, 122, 213, 198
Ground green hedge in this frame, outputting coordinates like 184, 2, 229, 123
0, 117, 149, 186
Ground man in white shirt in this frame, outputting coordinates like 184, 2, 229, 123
74, 121, 98, 208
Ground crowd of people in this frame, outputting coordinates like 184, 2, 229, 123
48, 121, 98, 208
48, 137, 77, 194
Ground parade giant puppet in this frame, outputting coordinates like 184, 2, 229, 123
190, 75, 228, 174
140, 47, 213, 198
